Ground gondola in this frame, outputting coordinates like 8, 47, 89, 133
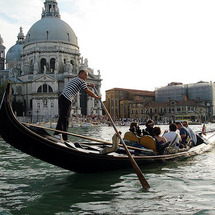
0, 82, 215, 174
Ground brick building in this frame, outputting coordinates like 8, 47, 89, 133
105, 88, 155, 119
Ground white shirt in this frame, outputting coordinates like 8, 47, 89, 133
163, 131, 180, 144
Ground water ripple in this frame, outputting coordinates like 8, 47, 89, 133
1, 125, 215, 214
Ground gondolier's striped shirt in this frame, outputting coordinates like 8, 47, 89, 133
62, 77, 87, 102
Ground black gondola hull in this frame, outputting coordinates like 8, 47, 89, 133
1, 83, 215, 173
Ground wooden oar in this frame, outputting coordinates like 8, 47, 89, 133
22, 122, 152, 153
94, 88, 150, 190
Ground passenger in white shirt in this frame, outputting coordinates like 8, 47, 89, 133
163, 123, 181, 146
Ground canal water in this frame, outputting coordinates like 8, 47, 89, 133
0, 124, 215, 215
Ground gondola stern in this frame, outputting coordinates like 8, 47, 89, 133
0, 81, 17, 139
0, 81, 12, 108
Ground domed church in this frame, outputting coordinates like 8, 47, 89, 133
0, 0, 102, 121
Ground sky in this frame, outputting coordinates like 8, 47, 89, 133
1, 0, 215, 99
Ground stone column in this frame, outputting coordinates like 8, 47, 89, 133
76, 92, 81, 115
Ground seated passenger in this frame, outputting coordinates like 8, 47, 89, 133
176, 122, 192, 147
129, 122, 142, 137
182, 121, 197, 145
163, 123, 180, 147
142, 120, 155, 136
124, 122, 141, 147
153, 126, 169, 154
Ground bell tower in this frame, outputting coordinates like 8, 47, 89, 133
0, 34, 5, 70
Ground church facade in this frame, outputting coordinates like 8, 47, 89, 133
0, 0, 102, 122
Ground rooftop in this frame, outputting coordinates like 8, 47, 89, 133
106, 88, 155, 96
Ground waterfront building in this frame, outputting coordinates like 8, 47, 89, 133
0, 0, 102, 122
105, 81, 213, 123
132, 99, 209, 124
155, 81, 215, 121
105, 88, 155, 119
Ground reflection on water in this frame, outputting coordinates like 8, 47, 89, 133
0, 124, 215, 214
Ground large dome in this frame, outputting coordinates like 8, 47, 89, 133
25, 16, 78, 47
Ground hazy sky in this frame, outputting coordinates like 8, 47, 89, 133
1, 0, 215, 98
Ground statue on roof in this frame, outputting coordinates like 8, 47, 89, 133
0, 34, 3, 45
63, 59, 73, 74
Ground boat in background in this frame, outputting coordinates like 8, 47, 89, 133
81, 123, 93, 127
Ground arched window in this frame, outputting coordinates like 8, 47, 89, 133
37, 84, 53, 93
30, 59, 33, 66
40, 58, 46, 73
49, 85, 53, 92
43, 84, 47, 92
50, 58, 55, 72
67, 33, 70, 42
38, 86, 42, 93
30, 59, 34, 73
49, 5, 51, 12
30, 99, 33, 109
46, 31, 49, 40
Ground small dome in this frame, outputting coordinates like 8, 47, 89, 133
6, 43, 23, 62
25, 17, 78, 47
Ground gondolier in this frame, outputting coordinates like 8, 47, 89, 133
54, 69, 101, 141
